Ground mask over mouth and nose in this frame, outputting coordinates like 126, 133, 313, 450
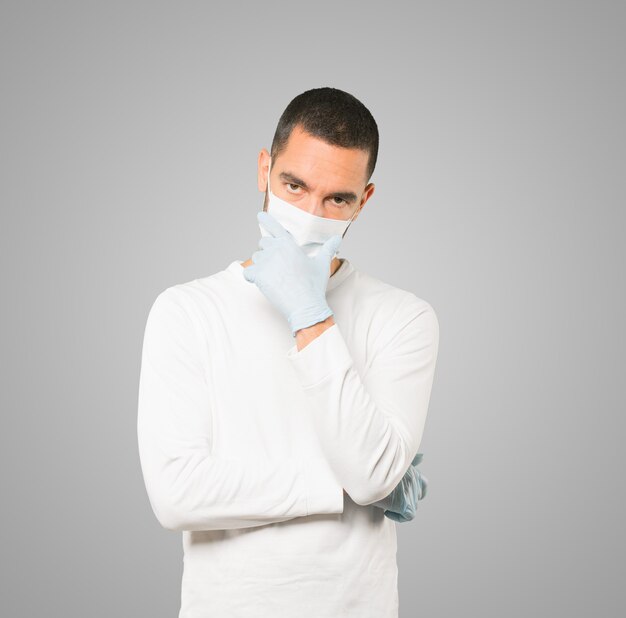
258, 156, 359, 258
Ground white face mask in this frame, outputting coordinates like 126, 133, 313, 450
258, 156, 359, 258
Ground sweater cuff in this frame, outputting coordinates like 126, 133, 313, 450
286, 323, 353, 388
299, 455, 344, 515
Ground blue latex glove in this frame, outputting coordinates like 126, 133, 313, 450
243, 211, 343, 336
373, 453, 429, 523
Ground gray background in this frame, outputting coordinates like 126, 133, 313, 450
1, 1, 624, 616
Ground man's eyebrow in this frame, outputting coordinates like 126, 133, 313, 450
279, 171, 359, 203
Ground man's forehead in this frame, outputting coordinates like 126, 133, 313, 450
274, 152, 368, 189
278, 126, 369, 183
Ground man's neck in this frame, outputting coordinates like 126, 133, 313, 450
241, 255, 343, 276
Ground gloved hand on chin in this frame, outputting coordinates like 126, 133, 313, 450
373, 453, 429, 523
243, 211, 343, 337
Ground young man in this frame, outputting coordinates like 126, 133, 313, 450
137, 87, 439, 617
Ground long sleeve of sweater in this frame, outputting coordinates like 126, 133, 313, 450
137, 289, 344, 532
286, 296, 439, 506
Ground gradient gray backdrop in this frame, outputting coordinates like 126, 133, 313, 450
1, 1, 624, 616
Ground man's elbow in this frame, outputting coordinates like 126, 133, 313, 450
143, 477, 199, 531
344, 455, 410, 506
147, 493, 187, 531
345, 475, 403, 507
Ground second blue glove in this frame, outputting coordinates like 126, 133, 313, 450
373, 452, 429, 523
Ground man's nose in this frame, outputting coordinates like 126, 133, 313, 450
299, 196, 327, 217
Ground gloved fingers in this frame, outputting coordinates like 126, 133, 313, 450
257, 211, 293, 240
250, 249, 270, 266
385, 509, 413, 523
420, 474, 428, 500
316, 234, 343, 263
242, 264, 259, 283
384, 510, 403, 522
416, 471, 428, 499
411, 452, 423, 467
258, 236, 280, 250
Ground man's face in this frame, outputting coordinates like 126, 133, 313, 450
259, 124, 375, 222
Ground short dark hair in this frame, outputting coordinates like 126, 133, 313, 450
270, 87, 379, 183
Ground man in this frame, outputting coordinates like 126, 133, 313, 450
137, 87, 439, 617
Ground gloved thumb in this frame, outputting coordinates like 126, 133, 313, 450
318, 234, 343, 262
242, 265, 256, 283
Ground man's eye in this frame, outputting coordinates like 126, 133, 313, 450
287, 183, 300, 191
332, 197, 347, 206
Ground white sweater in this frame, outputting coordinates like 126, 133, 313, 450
137, 257, 439, 617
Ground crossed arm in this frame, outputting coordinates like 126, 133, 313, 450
137, 288, 439, 531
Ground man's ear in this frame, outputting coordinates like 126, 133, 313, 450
362, 182, 375, 204
354, 183, 375, 220
257, 148, 271, 192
